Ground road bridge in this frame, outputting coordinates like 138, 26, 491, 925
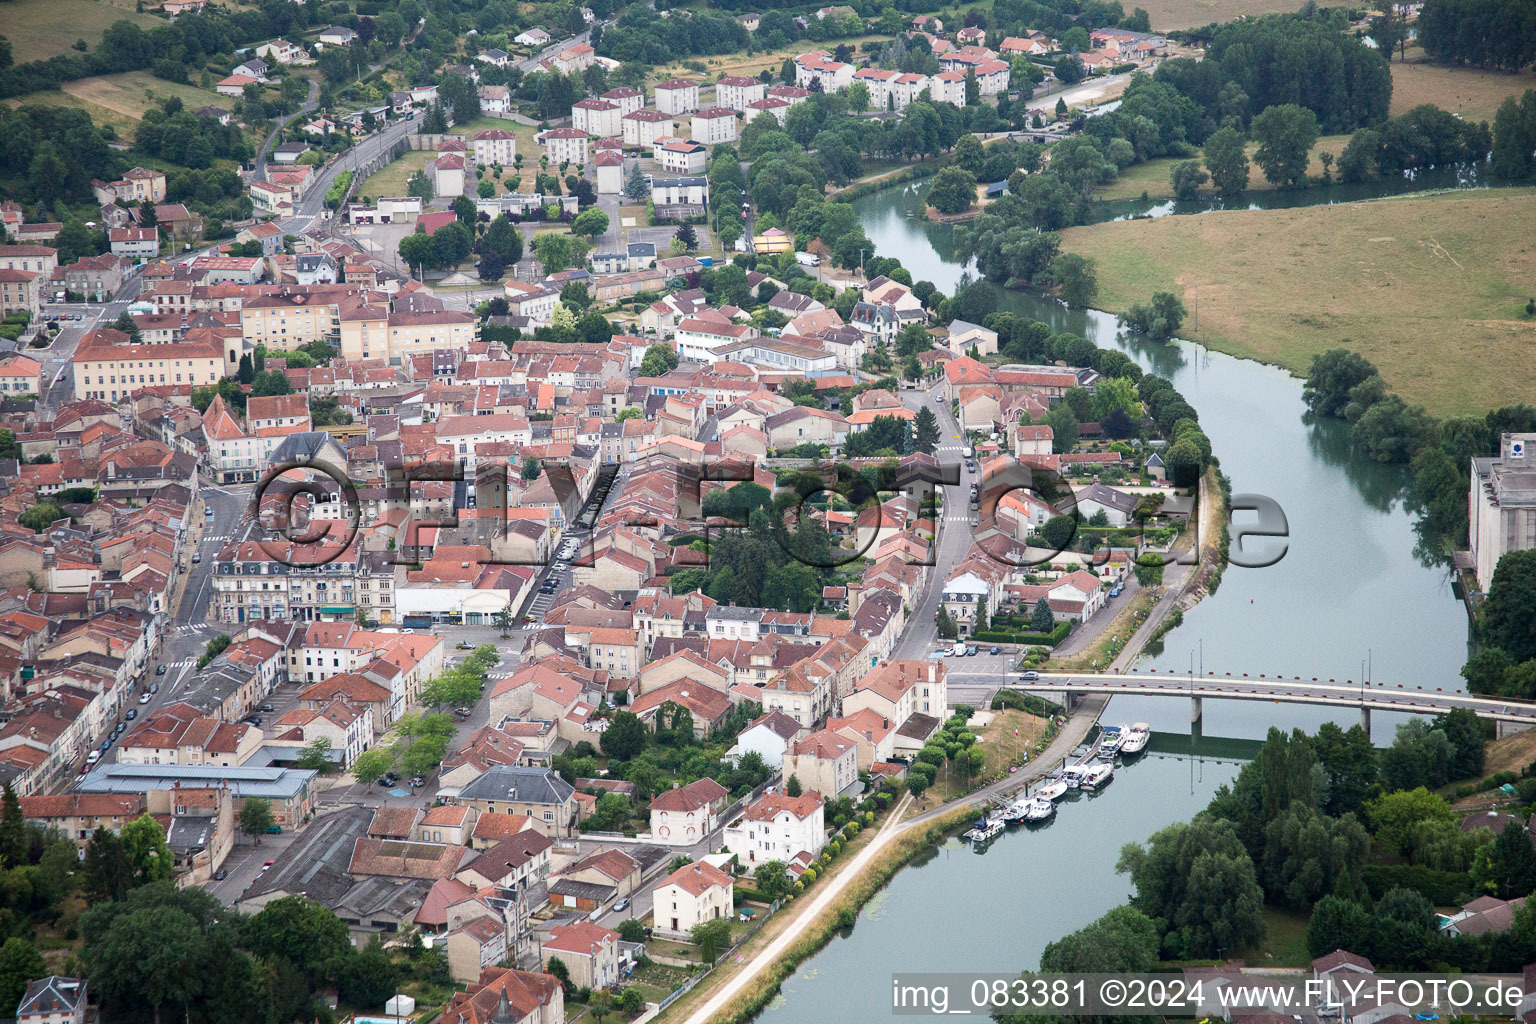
972, 670, 1536, 738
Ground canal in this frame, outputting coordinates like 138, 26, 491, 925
744, 179, 1475, 1023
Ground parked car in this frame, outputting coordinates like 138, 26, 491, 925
139, 693, 152, 704
148, 683, 158, 695
259, 703, 275, 713
213, 869, 227, 880
410, 776, 425, 787
155, 664, 167, 676
1021, 671, 1040, 681
265, 825, 281, 834
192, 552, 201, 564
966, 645, 978, 656
455, 641, 473, 650
125, 709, 137, 720
989, 646, 1001, 655
614, 897, 631, 913
261, 860, 274, 871
380, 772, 399, 786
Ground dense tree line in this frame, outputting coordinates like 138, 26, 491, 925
1336, 103, 1491, 182
1158, 13, 1393, 134
1302, 349, 1536, 562
1108, 713, 1492, 964
1420, 0, 1536, 71
596, 6, 751, 65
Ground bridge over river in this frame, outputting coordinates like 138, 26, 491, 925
946, 669, 1533, 739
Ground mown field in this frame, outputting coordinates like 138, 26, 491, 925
1060, 188, 1536, 415
1138, 0, 1297, 31
356, 150, 432, 200
1093, 135, 1351, 202
647, 33, 895, 88
0, 0, 162, 63
65, 71, 232, 121
1388, 57, 1536, 123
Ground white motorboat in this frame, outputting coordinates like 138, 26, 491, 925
1080, 762, 1114, 791
1036, 777, 1069, 801
1022, 797, 1056, 823
1099, 724, 1125, 757
965, 817, 1005, 842
1061, 764, 1090, 789
1000, 799, 1032, 824
1122, 722, 1150, 756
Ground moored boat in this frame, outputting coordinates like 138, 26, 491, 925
1098, 724, 1125, 757
1022, 797, 1056, 823
1035, 776, 1069, 801
1081, 762, 1114, 791
1122, 722, 1150, 756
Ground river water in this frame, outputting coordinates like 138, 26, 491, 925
852, 176, 1473, 738
745, 179, 1475, 1023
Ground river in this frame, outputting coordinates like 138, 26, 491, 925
744, 179, 1473, 1023
852, 176, 1472, 738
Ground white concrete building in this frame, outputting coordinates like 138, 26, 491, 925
715, 75, 766, 111
472, 129, 517, 166
1471, 433, 1536, 591
654, 78, 701, 115
721, 790, 825, 866
571, 98, 622, 137
691, 107, 738, 145
539, 128, 589, 167
622, 108, 674, 148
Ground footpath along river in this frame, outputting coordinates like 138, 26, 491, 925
740, 178, 1475, 1024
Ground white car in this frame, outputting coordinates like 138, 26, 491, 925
138, 693, 152, 704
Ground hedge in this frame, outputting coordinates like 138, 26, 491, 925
1362, 863, 1474, 907
973, 621, 1072, 646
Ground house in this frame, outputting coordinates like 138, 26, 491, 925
1076, 483, 1139, 527
728, 709, 803, 764
655, 138, 708, 175
477, 48, 511, 67
947, 318, 998, 356
253, 40, 307, 65
15, 977, 87, 1024
317, 25, 355, 46
440, 966, 564, 1024
649, 776, 728, 844
431, 153, 466, 198
572, 98, 622, 137
1439, 895, 1526, 936
232, 58, 269, 80
691, 106, 738, 145
457, 830, 554, 890
456, 766, 578, 837
0, 355, 42, 395
541, 922, 621, 990
721, 789, 824, 865
215, 72, 256, 95
623, 108, 674, 148
655, 78, 701, 115
538, 128, 588, 167
515, 28, 551, 47
20, 793, 143, 853
715, 75, 766, 112
783, 728, 857, 798
594, 150, 625, 195
108, 227, 160, 260
652, 860, 732, 939
473, 129, 518, 166
443, 914, 510, 984
650, 176, 709, 220
1311, 950, 1375, 1005
479, 84, 512, 116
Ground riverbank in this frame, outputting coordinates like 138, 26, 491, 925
1059, 187, 1536, 415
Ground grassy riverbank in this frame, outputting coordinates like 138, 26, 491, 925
656, 805, 976, 1024
1092, 135, 1350, 203
1059, 188, 1536, 415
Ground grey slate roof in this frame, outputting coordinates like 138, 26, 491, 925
458, 765, 575, 805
